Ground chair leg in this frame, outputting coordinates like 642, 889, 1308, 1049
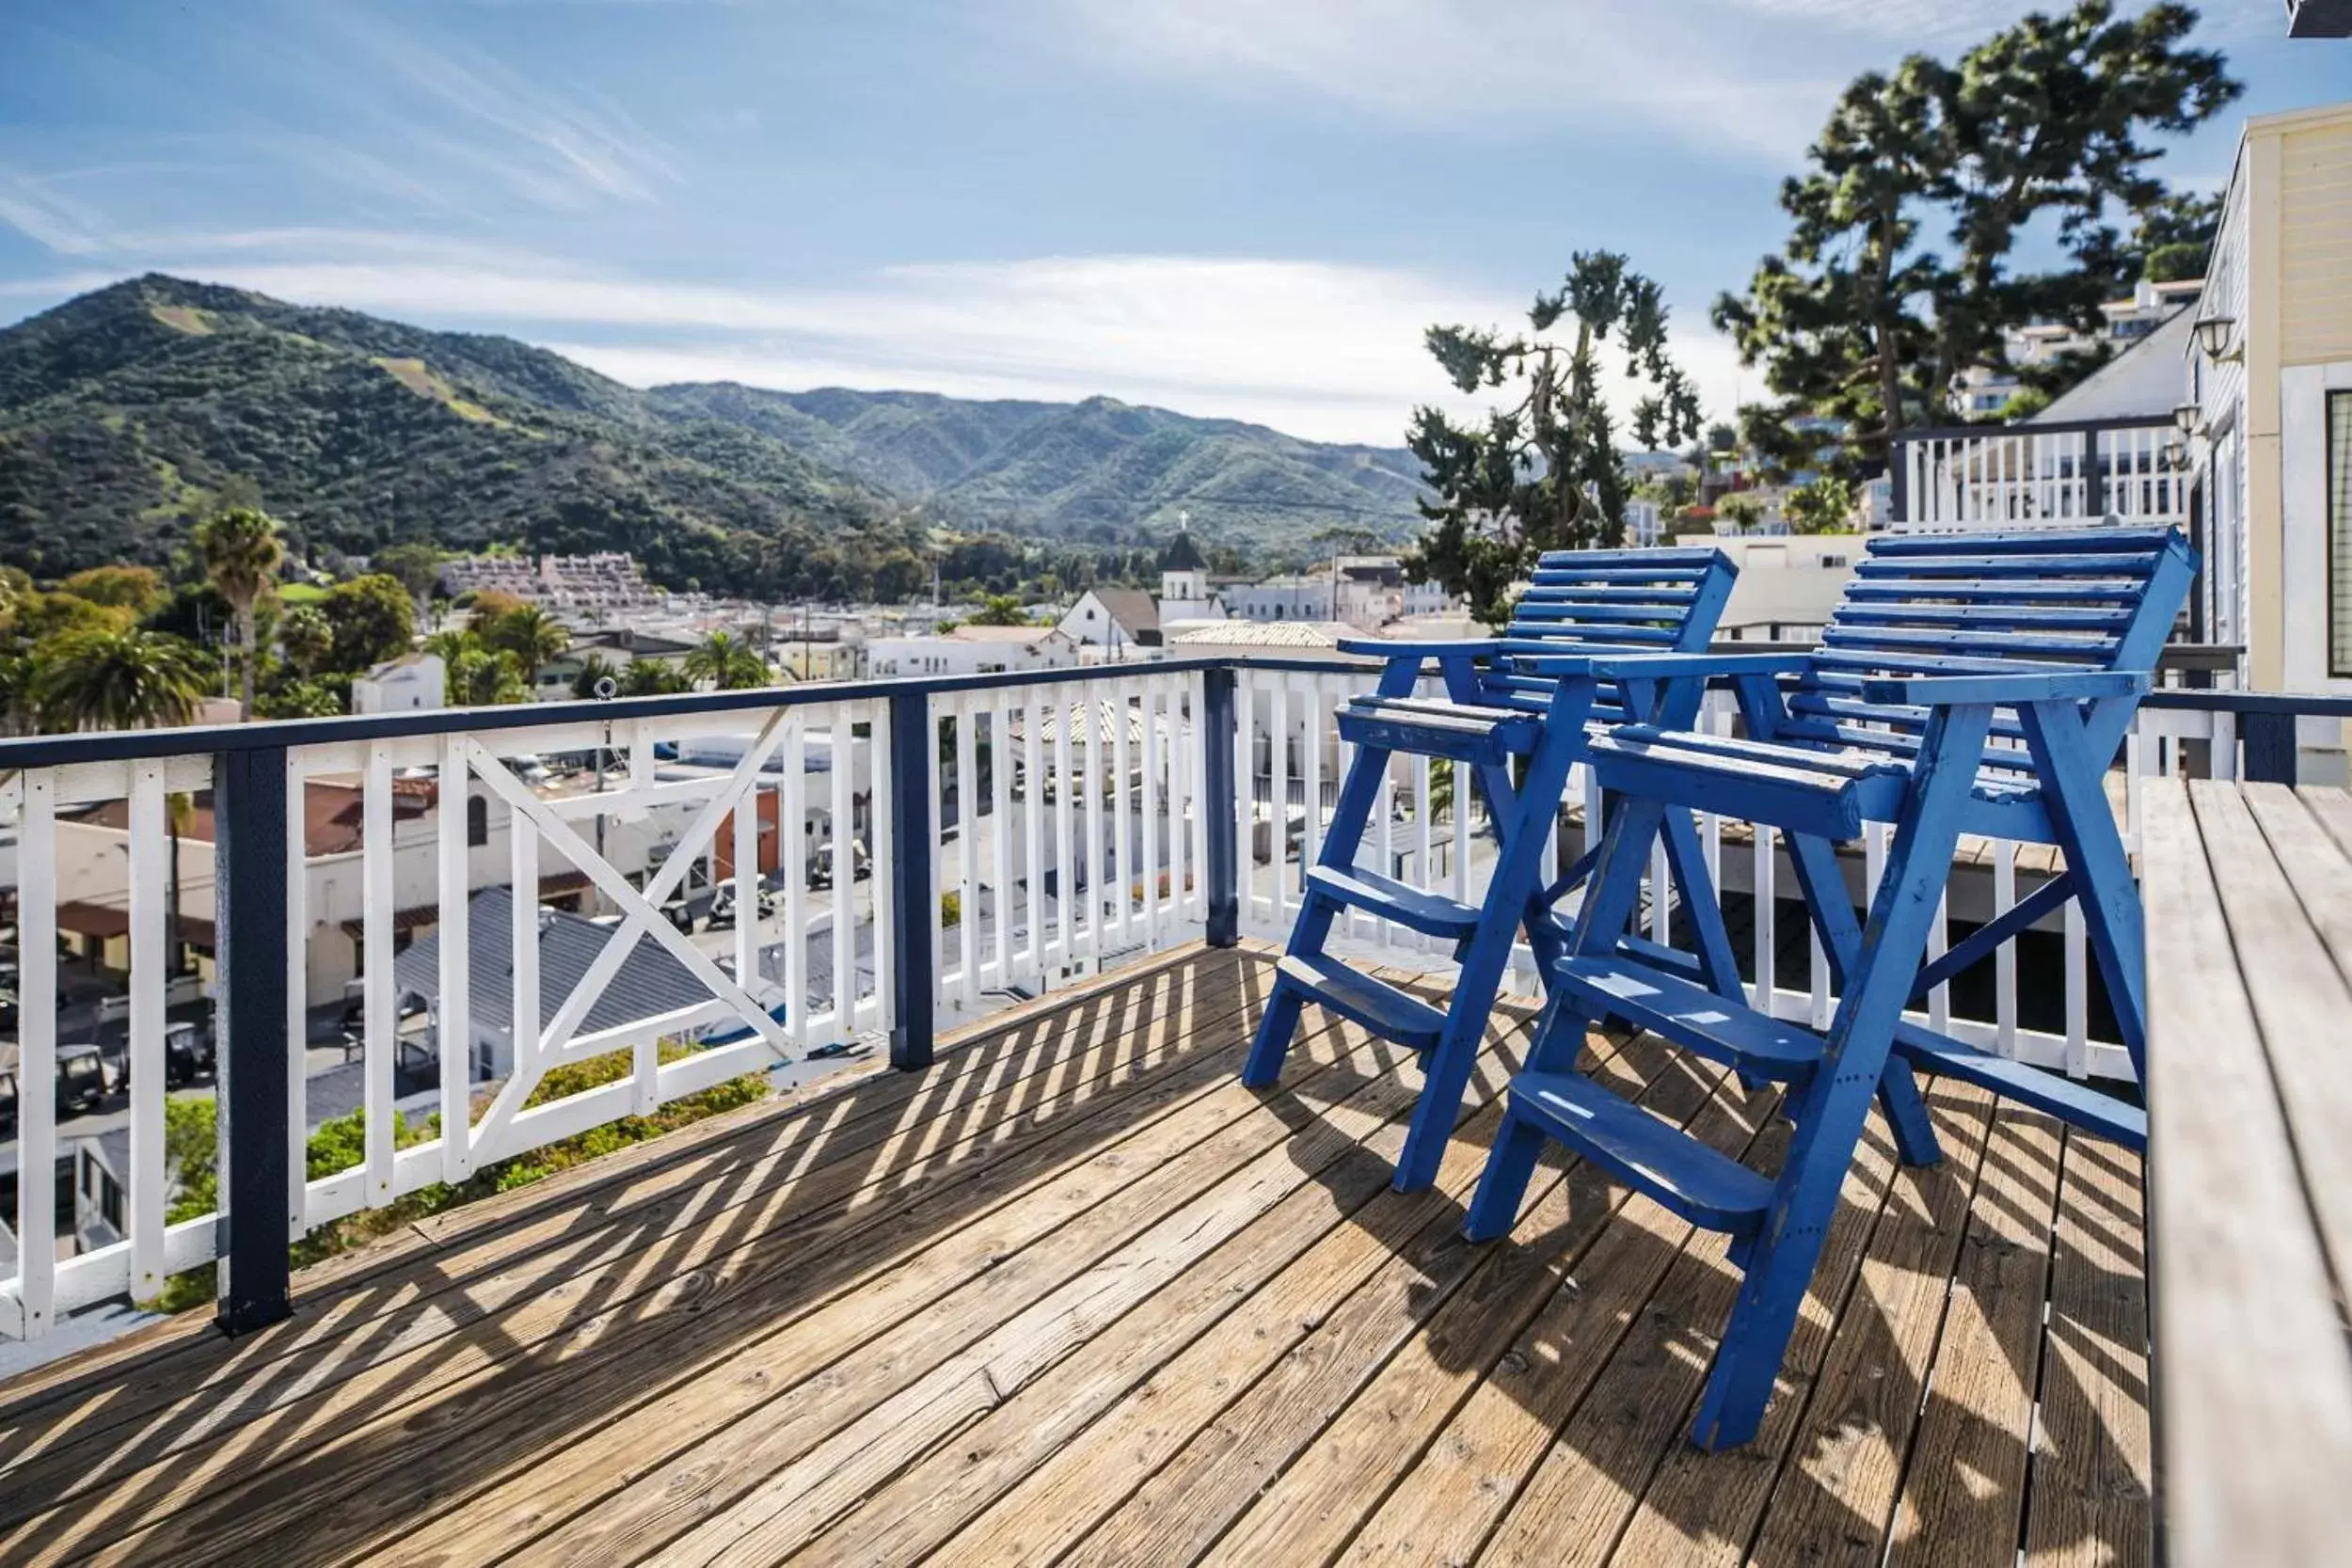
1660, 806, 1743, 1002
1394, 717, 1590, 1194
1465, 1106, 1547, 1243
1689, 705, 1991, 1449
1876, 1059, 1941, 1167
2020, 702, 2151, 1078
1241, 979, 1310, 1088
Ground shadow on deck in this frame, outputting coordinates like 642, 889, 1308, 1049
0, 943, 2150, 1567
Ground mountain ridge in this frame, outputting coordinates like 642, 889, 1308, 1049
0, 274, 1433, 592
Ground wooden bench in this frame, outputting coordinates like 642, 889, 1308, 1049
2142, 777, 2352, 1567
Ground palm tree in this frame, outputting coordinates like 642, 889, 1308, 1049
684, 630, 768, 691
193, 506, 284, 721
478, 603, 569, 685
570, 653, 619, 700
617, 658, 689, 697
31, 627, 210, 733
33, 628, 213, 977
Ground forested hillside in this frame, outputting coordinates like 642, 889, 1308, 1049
0, 276, 1432, 594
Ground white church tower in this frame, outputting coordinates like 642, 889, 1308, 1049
1156, 515, 1223, 623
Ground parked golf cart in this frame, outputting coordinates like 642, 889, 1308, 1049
56, 1045, 108, 1117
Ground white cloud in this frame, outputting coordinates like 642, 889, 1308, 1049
14, 241, 1746, 445
1046, 0, 2153, 165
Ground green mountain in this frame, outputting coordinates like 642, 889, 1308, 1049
0, 275, 911, 598
644, 384, 1430, 550
0, 275, 1433, 594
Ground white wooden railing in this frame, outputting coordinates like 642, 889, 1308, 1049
1890, 418, 2186, 533
0, 657, 2318, 1344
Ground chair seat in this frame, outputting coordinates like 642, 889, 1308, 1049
1337, 696, 1544, 763
1585, 725, 2045, 842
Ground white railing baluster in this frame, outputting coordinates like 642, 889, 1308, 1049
1083, 680, 1106, 962
830, 705, 855, 1042
127, 764, 167, 1300
783, 720, 809, 1053
1023, 693, 1047, 968
1994, 840, 2018, 1059
2064, 896, 2089, 1080
1752, 822, 1775, 1014
955, 692, 978, 1011
512, 800, 542, 1085
363, 742, 396, 1201
1141, 680, 1162, 949
15, 772, 57, 1335
1112, 678, 1135, 949
867, 697, 894, 1037
991, 690, 1014, 984
437, 736, 473, 1181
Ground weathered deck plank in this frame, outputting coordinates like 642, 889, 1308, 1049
2143, 780, 2352, 1568
0, 942, 2151, 1568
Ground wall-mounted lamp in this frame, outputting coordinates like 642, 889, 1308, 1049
2193, 314, 2242, 362
2172, 402, 2203, 437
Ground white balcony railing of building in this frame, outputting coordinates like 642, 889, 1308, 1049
0, 657, 2330, 1348
1888, 416, 2187, 533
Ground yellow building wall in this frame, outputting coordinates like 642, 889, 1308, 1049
2280, 116, 2352, 369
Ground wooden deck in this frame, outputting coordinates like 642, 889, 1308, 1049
2142, 779, 2352, 1567
0, 942, 2151, 1567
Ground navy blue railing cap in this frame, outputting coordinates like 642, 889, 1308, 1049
0, 648, 2335, 770
0, 655, 1309, 768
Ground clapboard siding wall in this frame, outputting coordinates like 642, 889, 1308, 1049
2280, 111, 2352, 366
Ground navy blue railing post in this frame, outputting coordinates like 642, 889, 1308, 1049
2242, 710, 2298, 784
1203, 666, 1239, 947
213, 743, 294, 1336
887, 690, 935, 1070
1888, 434, 1910, 524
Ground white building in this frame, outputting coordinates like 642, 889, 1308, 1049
351, 653, 444, 714
1057, 588, 1161, 655
868, 624, 1079, 677
1679, 532, 1863, 645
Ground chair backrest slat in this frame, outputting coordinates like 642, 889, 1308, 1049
1480, 546, 1736, 715
1788, 525, 2197, 772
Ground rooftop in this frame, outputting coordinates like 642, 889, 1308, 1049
0, 945, 2150, 1566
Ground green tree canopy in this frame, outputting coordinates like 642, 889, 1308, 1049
684, 630, 768, 690
1406, 251, 1704, 624
31, 626, 211, 732
473, 602, 569, 682
967, 594, 1032, 626
1714, 1, 2239, 477
617, 658, 689, 697
278, 603, 335, 676
1783, 474, 1859, 535
56, 564, 166, 616
320, 575, 417, 674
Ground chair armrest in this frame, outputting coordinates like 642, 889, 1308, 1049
1333, 637, 1496, 661
1860, 671, 2150, 706
1515, 651, 1812, 680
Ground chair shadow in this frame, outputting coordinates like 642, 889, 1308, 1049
1247, 961, 2152, 1568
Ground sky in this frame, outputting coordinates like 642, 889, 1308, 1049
0, 1, 2343, 445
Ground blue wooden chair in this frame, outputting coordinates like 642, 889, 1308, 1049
1244, 546, 1737, 1195
1464, 525, 2196, 1449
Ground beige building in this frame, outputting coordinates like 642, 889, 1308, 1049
2189, 100, 2352, 707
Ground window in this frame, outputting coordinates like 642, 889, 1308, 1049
466, 793, 488, 847
2334, 392, 2352, 678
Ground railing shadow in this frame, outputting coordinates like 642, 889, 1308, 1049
0, 945, 1285, 1562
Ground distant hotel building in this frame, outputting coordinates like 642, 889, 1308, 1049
437, 552, 661, 619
